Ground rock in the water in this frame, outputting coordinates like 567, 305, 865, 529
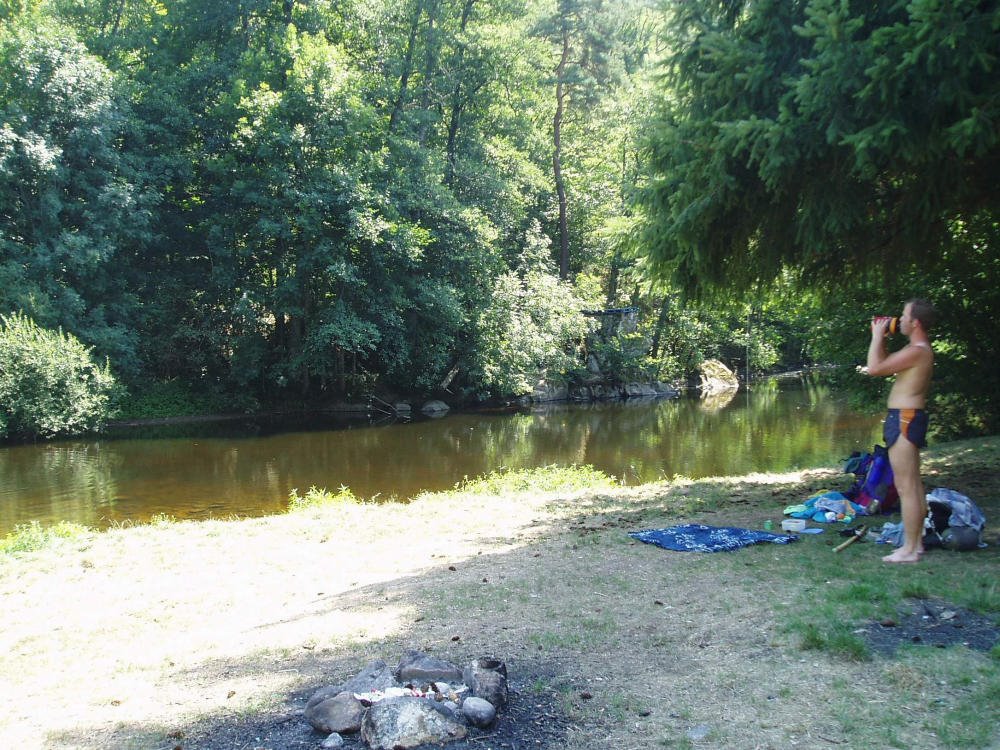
624, 382, 658, 397
530, 380, 568, 403
697, 358, 739, 394
420, 399, 450, 416
461, 696, 497, 728
304, 692, 364, 735
361, 697, 467, 750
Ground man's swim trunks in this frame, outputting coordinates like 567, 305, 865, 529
883, 408, 929, 449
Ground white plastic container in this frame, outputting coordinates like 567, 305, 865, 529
781, 518, 806, 532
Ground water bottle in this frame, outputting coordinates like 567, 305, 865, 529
872, 316, 899, 334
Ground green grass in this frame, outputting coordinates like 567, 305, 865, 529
284, 465, 617, 511
0, 520, 89, 555
442, 464, 618, 496
286, 484, 359, 511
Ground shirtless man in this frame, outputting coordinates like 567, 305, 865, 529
864, 299, 935, 563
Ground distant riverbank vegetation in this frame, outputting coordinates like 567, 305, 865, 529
2, 0, 997, 442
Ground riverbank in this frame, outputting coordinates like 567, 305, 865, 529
1, 438, 998, 749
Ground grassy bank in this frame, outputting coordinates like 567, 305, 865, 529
1, 439, 998, 749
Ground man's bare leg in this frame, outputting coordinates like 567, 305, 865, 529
883, 437, 926, 563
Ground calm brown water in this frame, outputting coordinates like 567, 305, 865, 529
0, 377, 882, 534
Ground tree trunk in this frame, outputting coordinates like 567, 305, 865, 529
389, 0, 423, 133
650, 295, 671, 359
102, 0, 127, 39
445, 0, 476, 186
336, 347, 346, 394
417, 0, 440, 145
553, 18, 570, 280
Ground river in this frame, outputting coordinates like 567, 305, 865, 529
0, 375, 882, 535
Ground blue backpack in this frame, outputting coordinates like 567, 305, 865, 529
842, 445, 899, 514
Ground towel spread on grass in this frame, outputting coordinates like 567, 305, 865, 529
629, 524, 798, 552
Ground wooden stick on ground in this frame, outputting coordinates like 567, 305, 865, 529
833, 524, 868, 553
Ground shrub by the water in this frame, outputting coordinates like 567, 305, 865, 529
0, 312, 118, 440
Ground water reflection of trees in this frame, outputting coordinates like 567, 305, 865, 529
0, 379, 881, 532
0, 442, 123, 530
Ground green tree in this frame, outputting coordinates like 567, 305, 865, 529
0, 17, 155, 375
0, 312, 118, 439
468, 220, 595, 396
639, 0, 999, 295
637, 0, 1000, 434
534, 0, 630, 279
3, 0, 669, 408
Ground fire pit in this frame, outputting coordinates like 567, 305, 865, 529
304, 651, 509, 749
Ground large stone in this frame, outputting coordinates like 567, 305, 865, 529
306, 659, 398, 710
461, 696, 497, 728
624, 383, 658, 397
304, 692, 364, 735
697, 358, 739, 394
395, 651, 462, 684
462, 657, 508, 709
591, 384, 623, 400
530, 380, 568, 403
420, 399, 450, 416
361, 697, 467, 750
654, 381, 680, 397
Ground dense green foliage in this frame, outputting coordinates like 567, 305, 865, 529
1, 0, 996, 439
4, 0, 704, 420
639, 0, 1000, 436
640, 0, 999, 293
0, 312, 118, 438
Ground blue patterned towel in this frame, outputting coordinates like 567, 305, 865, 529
629, 524, 798, 552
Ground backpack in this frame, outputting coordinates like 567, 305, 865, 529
922, 488, 987, 551
842, 445, 899, 514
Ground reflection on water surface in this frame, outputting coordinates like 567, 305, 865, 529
0, 376, 881, 533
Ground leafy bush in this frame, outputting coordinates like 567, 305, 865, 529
0, 312, 118, 440
444, 464, 617, 496
468, 223, 596, 397
114, 379, 257, 420
287, 485, 359, 511
0, 520, 89, 555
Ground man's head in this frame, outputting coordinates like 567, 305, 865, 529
903, 298, 936, 334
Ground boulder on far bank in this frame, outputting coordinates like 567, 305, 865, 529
698, 359, 739, 394
420, 400, 450, 416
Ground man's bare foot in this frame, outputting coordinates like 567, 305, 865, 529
882, 548, 922, 563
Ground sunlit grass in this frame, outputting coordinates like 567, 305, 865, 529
0, 520, 90, 556
286, 485, 359, 511
441, 464, 618, 496
283, 465, 617, 512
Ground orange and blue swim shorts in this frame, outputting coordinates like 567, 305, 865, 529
883, 408, 928, 449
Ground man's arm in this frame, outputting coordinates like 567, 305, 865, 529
866, 317, 922, 377
867, 344, 925, 377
